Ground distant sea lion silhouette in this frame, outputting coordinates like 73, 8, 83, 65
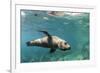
34, 14, 38, 16
48, 11, 65, 16
26, 31, 71, 53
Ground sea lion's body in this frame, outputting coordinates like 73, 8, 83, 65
26, 31, 71, 53
48, 11, 65, 16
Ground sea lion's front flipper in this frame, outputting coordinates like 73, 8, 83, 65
38, 30, 51, 37
50, 48, 56, 53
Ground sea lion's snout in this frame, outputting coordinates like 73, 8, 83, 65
67, 46, 71, 50
65, 43, 71, 50
61, 46, 71, 51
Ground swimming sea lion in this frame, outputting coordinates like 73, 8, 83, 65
26, 31, 71, 53
48, 11, 65, 16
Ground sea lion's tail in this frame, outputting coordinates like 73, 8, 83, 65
26, 41, 31, 46
26, 40, 35, 46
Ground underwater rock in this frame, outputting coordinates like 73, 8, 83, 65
76, 55, 84, 60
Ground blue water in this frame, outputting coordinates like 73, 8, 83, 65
21, 10, 89, 63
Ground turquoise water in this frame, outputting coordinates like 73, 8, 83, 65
21, 10, 90, 63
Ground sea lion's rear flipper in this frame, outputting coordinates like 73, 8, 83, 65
50, 48, 56, 53
38, 30, 51, 37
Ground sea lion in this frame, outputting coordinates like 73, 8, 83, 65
34, 14, 38, 16
26, 31, 71, 53
48, 11, 65, 16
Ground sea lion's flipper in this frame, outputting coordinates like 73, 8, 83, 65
49, 48, 56, 53
38, 30, 51, 37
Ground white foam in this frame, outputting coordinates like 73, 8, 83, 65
21, 11, 26, 16
65, 12, 81, 16
43, 17, 49, 20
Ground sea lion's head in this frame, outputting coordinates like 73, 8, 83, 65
58, 41, 71, 51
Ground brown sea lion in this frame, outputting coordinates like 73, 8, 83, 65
26, 31, 71, 53
48, 11, 65, 16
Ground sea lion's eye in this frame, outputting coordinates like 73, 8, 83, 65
64, 42, 67, 45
